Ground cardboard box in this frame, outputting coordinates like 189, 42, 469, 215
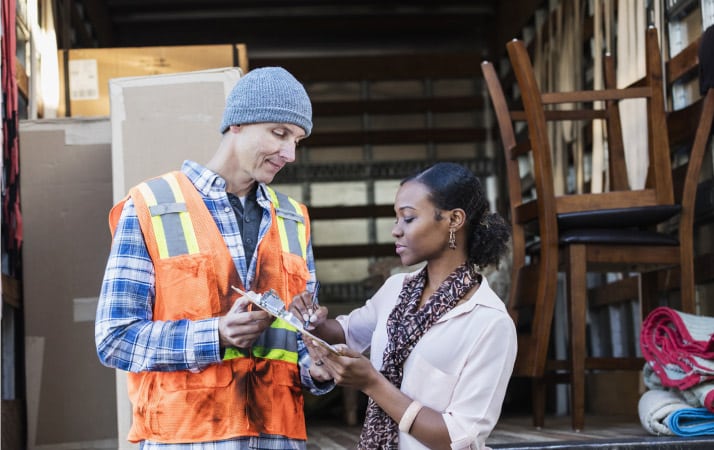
110, 66, 241, 201
58, 43, 248, 117
19, 117, 117, 448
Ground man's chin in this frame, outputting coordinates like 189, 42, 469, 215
260, 164, 282, 182
257, 171, 277, 184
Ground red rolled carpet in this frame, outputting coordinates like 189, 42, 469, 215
640, 307, 714, 390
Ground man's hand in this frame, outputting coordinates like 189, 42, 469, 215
218, 296, 273, 349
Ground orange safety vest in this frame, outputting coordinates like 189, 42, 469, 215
108, 171, 311, 444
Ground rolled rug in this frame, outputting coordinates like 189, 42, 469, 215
638, 389, 687, 435
646, 364, 714, 413
640, 307, 714, 389
667, 407, 714, 437
680, 381, 714, 413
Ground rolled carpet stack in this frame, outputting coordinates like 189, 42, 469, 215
640, 307, 714, 391
638, 389, 686, 435
680, 381, 714, 412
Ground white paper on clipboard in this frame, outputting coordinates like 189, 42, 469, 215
230, 285, 341, 355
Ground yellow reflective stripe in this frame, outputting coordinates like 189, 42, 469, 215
249, 319, 300, 363
263, 321, 299, 362
286, 196, 307, 259
224, 346, 298, 363
224, 326, 299, 363
162, 173, 200, 254
273, 317, 295, 331
265, 186, 308, 259
252, 347, 299, 364
222, 347, 248, 360
137, 182, 170, 259
266, 187, 292, 253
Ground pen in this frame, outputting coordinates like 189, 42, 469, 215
304, 281, 320, 329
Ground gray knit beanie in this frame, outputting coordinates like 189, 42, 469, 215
220, 67, 313, 136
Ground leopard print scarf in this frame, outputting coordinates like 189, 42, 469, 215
357, 262, 481, 449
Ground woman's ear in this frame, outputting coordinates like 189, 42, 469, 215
449, 208, 467, 230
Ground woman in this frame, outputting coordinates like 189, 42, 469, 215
293, 162, 517, 450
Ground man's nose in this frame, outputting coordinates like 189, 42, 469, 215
280, 142, 296, 162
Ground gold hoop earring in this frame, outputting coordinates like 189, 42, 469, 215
448, 229, 456, 249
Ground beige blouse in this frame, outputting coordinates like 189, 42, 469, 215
336, 271, 518, 450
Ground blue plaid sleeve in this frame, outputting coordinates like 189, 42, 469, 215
297, 232, 334, 395
297, 333, 336, 395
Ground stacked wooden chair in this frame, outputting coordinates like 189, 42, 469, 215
481, 26, 713, 430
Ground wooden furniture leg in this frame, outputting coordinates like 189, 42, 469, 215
567, 244, 587, 431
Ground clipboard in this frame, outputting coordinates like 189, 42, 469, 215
230, 285, 341, 355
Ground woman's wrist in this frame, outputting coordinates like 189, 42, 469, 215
399, 400, 424, 433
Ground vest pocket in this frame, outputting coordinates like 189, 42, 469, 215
281, 252, 309, 300
154, 253, 220, 319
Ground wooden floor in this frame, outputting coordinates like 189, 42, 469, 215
306, 413, 714, 449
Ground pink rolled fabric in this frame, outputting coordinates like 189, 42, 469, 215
640, 307, 714, 391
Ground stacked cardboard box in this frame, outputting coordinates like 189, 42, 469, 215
20, 117, 116, 449
58, 43, 247, 117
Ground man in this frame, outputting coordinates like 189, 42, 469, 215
95, 67, 333, 449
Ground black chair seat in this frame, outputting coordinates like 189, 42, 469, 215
559, 228, 679, 246
557, 205, 681, 230
527, 227, 679, 254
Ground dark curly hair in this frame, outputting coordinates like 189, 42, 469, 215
402, 162, 511, 268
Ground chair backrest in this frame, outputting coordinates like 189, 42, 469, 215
481, 60, 559, 377
506, 26, 675, 210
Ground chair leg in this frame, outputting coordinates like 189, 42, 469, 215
566, 244, 587, 431
640, 271, 659, 318
532, 377, 546, 428
679, 255, 696, 314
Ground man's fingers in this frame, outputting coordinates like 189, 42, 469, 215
229, 295, 251, 314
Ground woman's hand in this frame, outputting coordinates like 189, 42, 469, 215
309, 343, 380, 392
308, 356, 333, 382
290, 290, 328, 330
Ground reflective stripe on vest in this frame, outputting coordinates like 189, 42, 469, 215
264, 186, 307, 260
137, 173, 200, 259
223, 319, 300, 363
138, 177, 308, 262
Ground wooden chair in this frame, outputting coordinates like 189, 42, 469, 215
481, 26, 713, 430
